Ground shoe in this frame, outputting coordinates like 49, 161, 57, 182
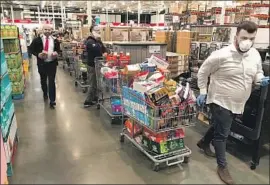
217, 166, 235, 185
84, 101, 95, 108
197, 139, 216, 158
50, 102, 56, 109
43, 94, 48, 100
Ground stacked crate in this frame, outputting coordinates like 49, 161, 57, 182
166, 52, 189, 78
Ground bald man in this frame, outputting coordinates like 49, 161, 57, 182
29, 24, 60, 108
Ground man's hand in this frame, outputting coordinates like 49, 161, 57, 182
51, 52, 58, 60
196, 94, 207, 106
261, 76, 270, 87
38, 52, 47, 60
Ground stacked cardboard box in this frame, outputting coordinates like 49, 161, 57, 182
176, 31, 191, 55
155, 31, 174, 52
166, 52, 189, 78
81, 26, 90, 39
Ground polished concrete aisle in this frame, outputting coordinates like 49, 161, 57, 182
10, 62, 269, 184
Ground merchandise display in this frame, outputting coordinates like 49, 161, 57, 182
1, 25, 25, 99
0, 38, 19, 178
1, 0, 270, 182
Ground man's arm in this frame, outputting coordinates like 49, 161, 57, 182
254, 59, 265, 84
197, 52, 220, 94
29, 37, 39, 57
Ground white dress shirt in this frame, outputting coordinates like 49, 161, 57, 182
197, 44, 264, 114
42, 35, 54, 62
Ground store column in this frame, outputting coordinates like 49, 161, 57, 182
51, 1, 55, 30
87, 1, 92, 26
220, 1, 226, 25
11, 5, 14, 24
37, 6, 41, 25
138, 1, 141, 24
60, 1, 64, 28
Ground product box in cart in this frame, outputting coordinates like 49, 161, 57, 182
142, 135, 185, 154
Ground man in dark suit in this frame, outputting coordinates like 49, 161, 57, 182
29, 24, 60, 108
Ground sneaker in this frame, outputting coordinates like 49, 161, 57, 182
197, 139, 216, 158
84, 101, 95, 108
217, 166, 235, 185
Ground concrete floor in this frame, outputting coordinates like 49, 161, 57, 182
10, 61, 269, 184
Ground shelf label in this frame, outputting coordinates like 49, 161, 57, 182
149, 45, 161, 54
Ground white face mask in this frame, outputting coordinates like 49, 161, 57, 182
239, 40, 253, 52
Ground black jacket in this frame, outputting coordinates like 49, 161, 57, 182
29, 36, 60, 65
85, 36, 106, 67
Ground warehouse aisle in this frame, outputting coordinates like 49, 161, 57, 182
10, 60, 269, 184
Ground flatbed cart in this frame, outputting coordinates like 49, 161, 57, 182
119, 83, 197, 171
73, 54, 89, 93
95, 57, 123, 124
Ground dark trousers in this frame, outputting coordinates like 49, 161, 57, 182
85, 66, 97, 103
202, 103, 235, 168
37, 62, 57, 103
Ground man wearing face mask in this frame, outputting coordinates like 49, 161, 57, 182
196, 21, 269, 184
84, 25, 107, 107
29, 24, 60, 109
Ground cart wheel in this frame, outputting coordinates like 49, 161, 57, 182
63, 65, 65, 70
183, 156, 190, 164
152, 163, 160, 172
75, 81, 78, 87
70, 72, 72, 76
250, 162, 257, 170
120, 134, 125, 143
96, 104, 100, 110
111, 118, 115, 124
83, 88, 87, 93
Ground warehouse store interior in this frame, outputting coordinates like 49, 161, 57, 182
0, 0, 269, 184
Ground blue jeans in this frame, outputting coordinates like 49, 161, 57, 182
202, 104, 235, 168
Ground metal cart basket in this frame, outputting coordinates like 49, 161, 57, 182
74, 55, 90, 93
95, 57, 123, 124
62, 42, 77, 75
120, 83, 197, 171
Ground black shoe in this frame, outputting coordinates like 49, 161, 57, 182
50, 102, 56, 109
197, 139, 216, 158
84, 101, 95, 108
217, 166, 235, 185
43, 94, 48, 100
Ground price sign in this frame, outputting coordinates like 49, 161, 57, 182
149, 45, 161, 54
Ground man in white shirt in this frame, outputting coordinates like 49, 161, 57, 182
196, 21, 269, 184
29, 24, 60, 108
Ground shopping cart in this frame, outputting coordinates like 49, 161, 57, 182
120, 82, 197, 171
62, 42, 77, 76
74, 55, 90, 93
95, 57, 124, 124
